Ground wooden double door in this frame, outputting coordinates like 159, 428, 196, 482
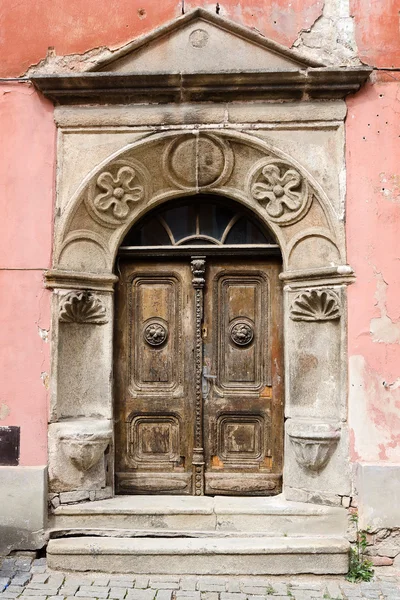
115, 256, 283, 496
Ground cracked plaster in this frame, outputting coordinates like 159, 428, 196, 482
292, 0, 359, 66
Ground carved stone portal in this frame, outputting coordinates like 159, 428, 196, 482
47, 116, 353, 505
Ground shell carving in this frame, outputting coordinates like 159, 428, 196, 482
59, 291, 108, 324
290, 289, 341, 322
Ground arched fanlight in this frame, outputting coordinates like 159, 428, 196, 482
121, 195, 277, 248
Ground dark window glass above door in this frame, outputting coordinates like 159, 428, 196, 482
122, 195, 277, 247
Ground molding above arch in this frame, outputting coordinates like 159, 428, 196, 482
49, 129, 347, 281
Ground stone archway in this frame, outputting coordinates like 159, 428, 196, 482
46, 129, 353, 507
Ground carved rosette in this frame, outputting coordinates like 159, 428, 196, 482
230, 320, 254, 347
287, 420, 341, 472
290, 289, 342, 322
86, 159, 149, 228
143, 320, 168, 346
163, 133, 234, 190
249, 159, 310, 225
59, 291, 108, 324
58, 420, 113, 472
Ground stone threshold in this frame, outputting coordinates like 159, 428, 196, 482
49, 494, 348, 538
51, 494, 345, 515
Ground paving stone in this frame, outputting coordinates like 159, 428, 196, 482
65, 578, 94, 587
47, 576, 65, 586
220, 593, 247, 600
240, 579, 271, 587
18, 596, 48, 600
0, 577, 11, 586
92, 579, 111, 587
6, 584, 26, 593
155, 592, 173, 600
324, 582, 342, 598
149, 582, 179, 590
109, 581, 135, 589
200, 593, 219, 600
290, 583, 323, 591
241, 587, 271, 595
1, 593, 22, 598
242, 596, 266, 600
47, 596, 66, 600
12, 574, 32, 586
126, 590, 156, 600
109, 587, 128, 599
133, 579, 150, 590
31, 560, 46, 568
26, 584, 61, 594
59, 585, 80, 595
76, 586, 109, 598
65, 597, 98, 600
14, 560, 33, 572
29, 568, 46, 575
180, 579, 198, 591
226, 581, 241, 593
198, 580, 226, 592
339, 588, 362, 597
176, 593, 201, 600
1, 560, 16, 570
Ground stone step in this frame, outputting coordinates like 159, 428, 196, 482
47, 535, 350, 575
50, 494, 347, 536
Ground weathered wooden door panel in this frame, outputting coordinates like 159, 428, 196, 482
115, 257, 283, 496
203, 260, 283, 496
115, 260, 195, 494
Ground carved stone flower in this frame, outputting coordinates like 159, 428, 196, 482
144, 322, 168, 346
251, 163, 303, 218
94, 166, 144, 220
231, 322, 254, 346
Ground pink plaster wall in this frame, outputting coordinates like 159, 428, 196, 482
346, 77, 400, 463
0, 83, 54, 465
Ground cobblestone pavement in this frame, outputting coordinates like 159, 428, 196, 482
1, 556, 400, 600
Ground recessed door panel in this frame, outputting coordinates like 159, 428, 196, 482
203, 259, 283, 496
115, 260, 195, 494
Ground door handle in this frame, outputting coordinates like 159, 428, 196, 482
202, 366, 216, 399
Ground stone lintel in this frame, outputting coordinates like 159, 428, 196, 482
54, 100, 348, 129
31, 68, 372, 106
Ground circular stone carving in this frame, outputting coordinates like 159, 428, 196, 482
230, 321, 254, 347
164, 134, 234, 190
189, 29, 209, 48
144, 321, 168, 346
248, 159, 311, 226
86, 159, 150, 228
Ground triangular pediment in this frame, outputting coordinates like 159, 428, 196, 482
92, 9, 324, 74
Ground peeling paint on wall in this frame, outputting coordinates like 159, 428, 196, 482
349, 355, 400, 463
347, 79, 400, 464
0, 403, 11, 420
370, 270, 400, 345
38, 327, 49, 343
350, 0, 400, 68
292, 0, 359, 65
184, 0, 324, 49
